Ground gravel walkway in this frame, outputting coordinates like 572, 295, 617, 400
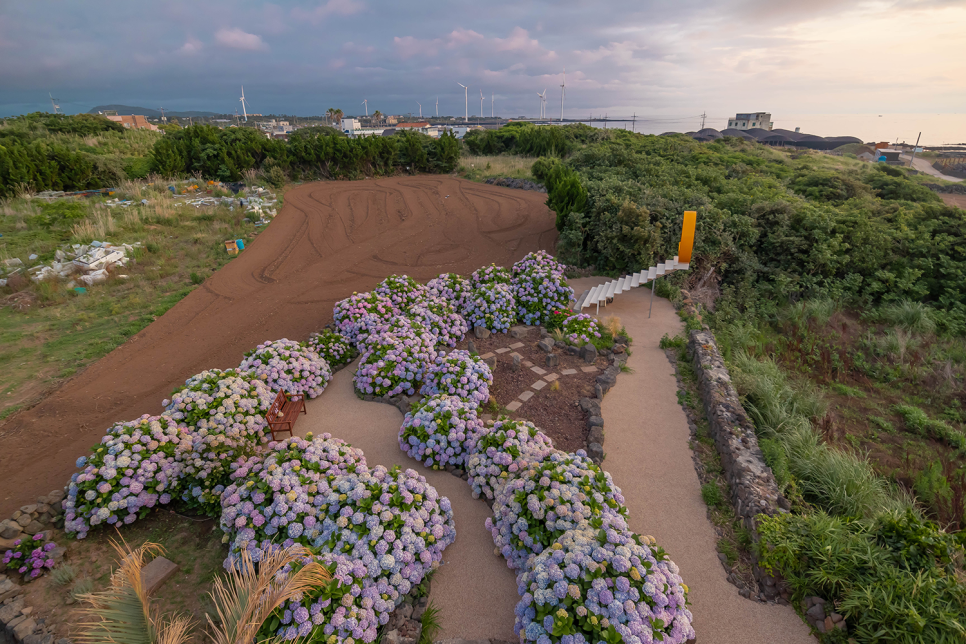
569, 277, 814, 644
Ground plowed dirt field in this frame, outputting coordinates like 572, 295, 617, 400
0, 176, 557, 516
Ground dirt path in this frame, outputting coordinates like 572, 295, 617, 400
570, 277, 815, 643
0, 177, 557, 517
900, 154, 964, 182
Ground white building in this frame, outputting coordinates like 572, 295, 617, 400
342, 118, 386, 138
727, 112, 773, 130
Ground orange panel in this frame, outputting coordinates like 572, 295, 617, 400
678, 211, 696, 264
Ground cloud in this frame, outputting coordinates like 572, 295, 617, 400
293, 0, 365, 25
214, 28, 268, 51
177, 36, 203, 56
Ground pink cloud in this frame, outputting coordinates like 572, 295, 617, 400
293, 0, 364, 25
214, 28, 268, 51
394, 35, 436, 59
176, 36, 203, 56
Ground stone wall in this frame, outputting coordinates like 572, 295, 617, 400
686, 329, 791, 601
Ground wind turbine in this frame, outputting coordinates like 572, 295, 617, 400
479, 89, 484, 122
417, 102, 422, 118
361, 99, 368, 117
537, 89, 546, 119
491, 94, 494, 118
436, 97, 439, 118
457, 82, 468, 122
239, 86, 250, 122
559, 69, 566, 122
48, 93, 60, 114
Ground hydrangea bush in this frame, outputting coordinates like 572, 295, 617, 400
467, 419, 555, 500
239, 339, 332, 399
512, 250, 567, 278
561, 313, 603, 348
514, 522, 695, 644
464, 283, 517, 333
427, 273, 473, 314
165, 370, 276, 514
374, 275, 429, 309
488, 450, 629, 570
307, 329, 356, 370
3, 533, 57, 581
399, 395, 487, 469
219, 433, 368, 563
263, 552, 388, 642
333, 292, 400, 345
354, 318, 437, 397
471, 264, 513, 288
64, 414, 187, 538
260, 465, 455, 643
411, 299, 469, 347
419, 350, 492, 404
512, 270, 575, 326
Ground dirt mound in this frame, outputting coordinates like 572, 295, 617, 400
0, 176, 557, 516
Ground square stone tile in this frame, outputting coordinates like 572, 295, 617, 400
532, 380, 547, 390
143, 557, 178, 596
561, 369, 578, 376
581, 365, 598, 373
506, 400, 523, 412
510, 352, 523, 360
495, 347, 510, 354
480, 352, 495, 360
509, 342, 525, 349
544, 373, 559, 382
523, 360, 534, 367
519, 390, 534, 401
530, 366, 547, 375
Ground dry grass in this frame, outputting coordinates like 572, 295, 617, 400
459, 155, 536, 180
602, 315, 623, 337
71, 210, 117, 241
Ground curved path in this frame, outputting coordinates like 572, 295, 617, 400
570, 277, 814, 643
0, 177, 557, 517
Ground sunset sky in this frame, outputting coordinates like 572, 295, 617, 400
1, 0, 964, 126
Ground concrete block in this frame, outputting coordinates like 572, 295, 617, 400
141, 556, 178, 596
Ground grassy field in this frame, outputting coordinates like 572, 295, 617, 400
0, 179, 277, 419
457, 154, 536, 181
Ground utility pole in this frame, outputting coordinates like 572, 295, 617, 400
159, 107, 167, 123
909, 131, 922, 168
700, 111, 707, 129
632, 112, 636, 132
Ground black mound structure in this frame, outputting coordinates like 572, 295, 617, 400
670, 127, 862, 150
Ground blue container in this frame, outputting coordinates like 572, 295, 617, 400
235, 239, 245, 250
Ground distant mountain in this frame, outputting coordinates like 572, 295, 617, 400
87, 105, 221, 118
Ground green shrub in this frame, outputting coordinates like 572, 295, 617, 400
659, 333, 687, 350
894, 404, 966, 452
189, 272, 204, 285
758, 510, 966, 644
701, 482, 725, 508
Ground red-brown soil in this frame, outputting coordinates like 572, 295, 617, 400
940, 193, 966, 210
0, 176, 557, 517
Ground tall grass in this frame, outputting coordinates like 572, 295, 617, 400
879, 300, 936, 335
459, 155, 536, 180
732, 353, 913, 519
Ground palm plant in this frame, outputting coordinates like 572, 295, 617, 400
74, 539, 192, 644
207, 546, 330, 644
74, 538, 330, 644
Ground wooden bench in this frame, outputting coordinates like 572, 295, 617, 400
265, 390, 306, 440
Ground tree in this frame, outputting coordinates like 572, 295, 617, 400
373, 110, 383, 121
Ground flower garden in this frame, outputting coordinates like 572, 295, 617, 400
9, 250, 695, 643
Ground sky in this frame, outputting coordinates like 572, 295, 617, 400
1, 0, 965, 135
